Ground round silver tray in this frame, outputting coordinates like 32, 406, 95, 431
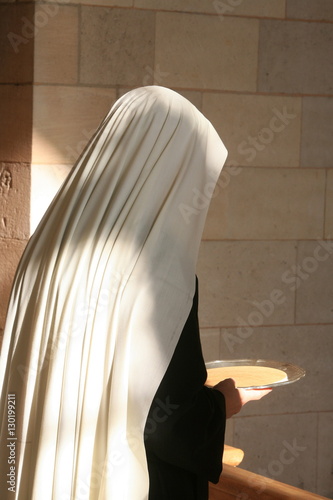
205, 359, 306, 389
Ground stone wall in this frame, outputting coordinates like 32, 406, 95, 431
0, 1, 33, 335
0, 0, 332, 497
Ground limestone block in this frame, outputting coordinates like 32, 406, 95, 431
200, 328, 220, 362
258, 20, 333, 95
0, 163, 30, 239
0, 239, 27, 328
80, 7, 155, 86
325, 169, 333, 238
197, 240, 297, 328
202, 92, 301, 168
233, 413, 317, 494
203, 167, 326, 240
301, 97, 333, 168
0, 85, 33, 163
218, 324, 333, 414
34, 4, 79, 84
294, 240, 333, 324
287, 0, 333, 22
155, 13, 259, 92
0, 3, 34, 83
32, 85, 116, 164
135, 0, 285, 18
30, 163, 71, 234
224, 420, 234, 448
317, 413, 333, 497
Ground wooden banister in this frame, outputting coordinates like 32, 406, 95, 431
210, 463, 330, 500
223, 444, 244, 467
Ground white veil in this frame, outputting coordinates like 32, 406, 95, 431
0, 86, 227, 499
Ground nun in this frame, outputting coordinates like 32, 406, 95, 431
0, 86, 270, 500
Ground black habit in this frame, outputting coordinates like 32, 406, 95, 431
144, 279, 226, 499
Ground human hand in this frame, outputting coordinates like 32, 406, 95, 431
214, 378, 272, 418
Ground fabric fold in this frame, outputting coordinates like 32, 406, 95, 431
0, 86, 227, 499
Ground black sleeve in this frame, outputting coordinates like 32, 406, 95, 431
144, 278, 226, 486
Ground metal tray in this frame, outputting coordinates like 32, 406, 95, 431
205, 359, 306, 389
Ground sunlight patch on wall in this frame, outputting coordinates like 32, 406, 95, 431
30, 162, 71, 234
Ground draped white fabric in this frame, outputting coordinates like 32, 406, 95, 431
0, 86, 227, 499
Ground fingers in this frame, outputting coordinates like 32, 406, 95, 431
213, 378, 273, 418
239, 388, 272, 405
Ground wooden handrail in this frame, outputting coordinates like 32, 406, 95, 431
209, 463, 330, 500
223, 444, 244, 467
